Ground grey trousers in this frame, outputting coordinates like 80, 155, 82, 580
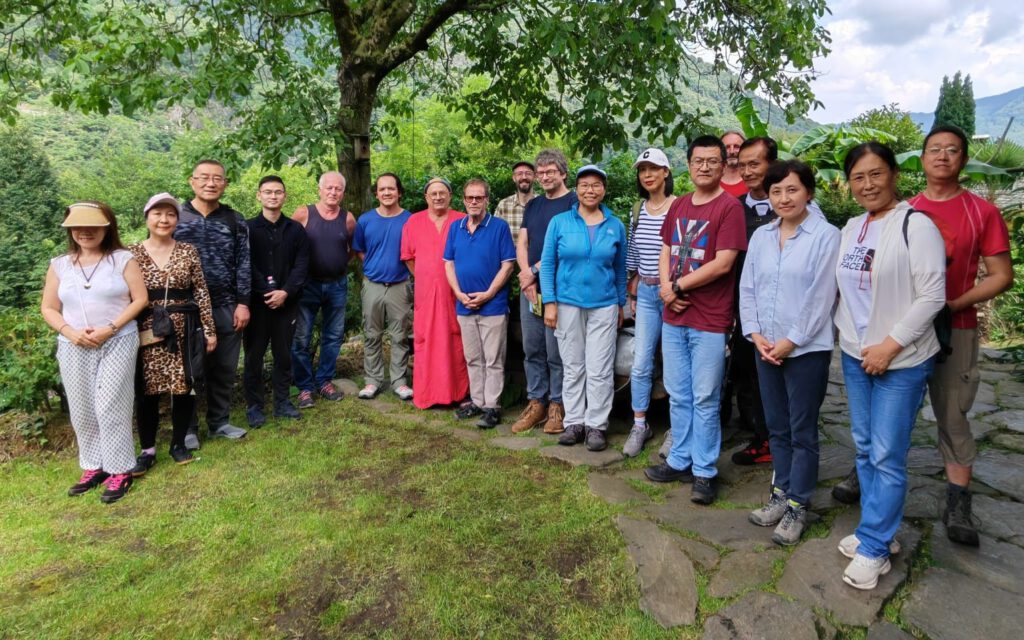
58, 333, 139, 475
192, 304, 242, 431
457, 313, 508, 409
361, 279, 413, 390
555, 304, 618, 431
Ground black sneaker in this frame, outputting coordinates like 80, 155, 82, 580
644, 462, 694, 483
130, 453, 156, 478
169, 444, 195, 465
100, 473, 133, 504
943, 484, 980, 547
691, 476, 717, 505
274, 402, 301, 420
475, 408, 501, 429
731, 438, 772, 465
68, 469, 109, 496
832, 466, 861, 505
246, 405, 267, 428
558, 424, 586, 446
455, 403, 483, 420
585, 427, 607, 452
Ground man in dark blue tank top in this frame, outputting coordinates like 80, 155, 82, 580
290, 171, 357, 407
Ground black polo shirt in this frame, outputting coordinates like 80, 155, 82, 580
246, 213, 310, 306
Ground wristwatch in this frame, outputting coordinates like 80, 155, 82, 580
671, 279, 684, 296
530, 265, 539, 276
108, 322, 119, 333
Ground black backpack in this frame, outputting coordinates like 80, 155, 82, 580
902, 209, 953, 363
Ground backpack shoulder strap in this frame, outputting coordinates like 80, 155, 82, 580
630, 200, 643, 235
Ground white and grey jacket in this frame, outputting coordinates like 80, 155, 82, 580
834, 201, 946, 369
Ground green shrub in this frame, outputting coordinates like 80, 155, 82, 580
0, 308, 62, 427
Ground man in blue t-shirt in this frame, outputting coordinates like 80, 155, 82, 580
352, 173, 414, 401
512, 149, 578, 435
443, 179, 516, 428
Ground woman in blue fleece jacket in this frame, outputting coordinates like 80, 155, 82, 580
541, 165, 627, 452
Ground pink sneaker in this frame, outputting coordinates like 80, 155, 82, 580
68, 469, 109, 496
100, 473, 133, 504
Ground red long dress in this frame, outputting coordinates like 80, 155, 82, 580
400, 209, 470, 408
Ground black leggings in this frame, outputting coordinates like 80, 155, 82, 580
138, 393, 195, 449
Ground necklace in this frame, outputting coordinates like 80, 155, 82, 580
74, 256, 102, 289
646, 197, 671, 214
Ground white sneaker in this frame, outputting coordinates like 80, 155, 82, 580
358, 384, 379, 399
843, 553, 891, 590
837, 534, 901, 559
395, 385, 413, 401
658, 431, 674, 459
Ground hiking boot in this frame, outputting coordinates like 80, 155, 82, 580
319, 382, 344, 402
622, 424, 653, 458
130, 453, 156, 478
455, 403, 483, 420
843, 554, 891, 590
358, 384, 379, 399
749, 489, 788, 527
395, 385, 414, 401
943, 484, 980, 547
274, 402, 301, 420
558, 424, 585, 446
772, 502, 807, 546
169, 444, 195, 465
585, 427, 607, 452
476, 408, 501, 429
832, 466, 860, 504
644, 462, 693, 483
691, 476, 717, 505
210, 423, 247, 439
297, 390, 315, 409
731, 438, 772, 465
511, 400, 547, 434
68, 469, 109, 496
246, 405, 267, 428
837, 535, 901, 559
658, 430, 674, 459
100, 473, 133, 504
184, 430, 201, 451
543, 402, 565, 434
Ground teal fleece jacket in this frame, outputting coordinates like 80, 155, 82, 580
540, 203, 627, 309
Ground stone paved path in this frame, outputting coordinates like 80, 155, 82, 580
343, 347, 1024, 637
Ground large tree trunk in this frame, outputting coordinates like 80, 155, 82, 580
336, 61, 378, 217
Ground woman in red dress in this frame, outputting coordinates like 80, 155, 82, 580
400, 178, 470, 408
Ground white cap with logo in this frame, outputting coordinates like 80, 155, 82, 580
632, 148, 671, 170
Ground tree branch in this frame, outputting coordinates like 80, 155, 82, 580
379, 0, 480, 76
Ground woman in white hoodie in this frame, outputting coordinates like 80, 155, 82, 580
834, 142, 946, 590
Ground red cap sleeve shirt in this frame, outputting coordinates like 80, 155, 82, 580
660, 192, 748, 333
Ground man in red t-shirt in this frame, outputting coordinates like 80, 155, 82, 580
644, 135, 747, 505
719, 131, 749, 197
908, 125, 1013, 547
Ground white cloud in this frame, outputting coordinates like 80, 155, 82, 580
809, 0, 1024, 122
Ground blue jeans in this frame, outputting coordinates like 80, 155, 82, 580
756, 350, 831, 505
292, 277, 348, 393
663, 324, 727, 478
630, 282, 663, 413
842, 352, 935, 559
520, 292, 562, 404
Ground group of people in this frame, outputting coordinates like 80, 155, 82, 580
41, 125, 1012, 593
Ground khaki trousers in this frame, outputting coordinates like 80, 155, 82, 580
457, 314, 508, 409
928, 328, 980, 466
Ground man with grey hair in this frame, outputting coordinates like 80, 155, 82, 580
291, 171, 357, 407
719, 130, 748, 197
511, 149, 576, 435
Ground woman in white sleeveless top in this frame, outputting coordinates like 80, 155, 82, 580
40, 202, 148, 504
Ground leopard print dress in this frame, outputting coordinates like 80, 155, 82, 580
129, 242, 215, 395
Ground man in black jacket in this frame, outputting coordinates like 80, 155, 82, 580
243, 175, 310, 426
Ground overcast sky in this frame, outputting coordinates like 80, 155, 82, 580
808, 0, 1024, 122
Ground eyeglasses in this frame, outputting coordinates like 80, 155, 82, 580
689, 158, 722, 168
192, 175, 226, 184
259, 189, 285, 196
536, 169, 561, 178
463, 195, 487, 202
577, 182, 605, 192
513, 171, 534, 178
925, 146, 962, 156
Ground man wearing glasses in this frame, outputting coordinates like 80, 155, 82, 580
443, 179, 517, 428
175, 159, 252, 447
243, 176, 309, 427
511, 149, 577, 435
291, 171, 357, 408
494, 161, 536, 243
644, 135, 747, 506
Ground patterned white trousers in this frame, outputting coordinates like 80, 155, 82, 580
57, 332, 139, 475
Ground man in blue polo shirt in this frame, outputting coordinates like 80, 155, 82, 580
443, 178, 517, 428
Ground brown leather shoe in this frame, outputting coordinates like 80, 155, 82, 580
511, 400, 547, 434
543, 402, 565, 434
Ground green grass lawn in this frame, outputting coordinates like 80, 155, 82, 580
0, 395, 681, 639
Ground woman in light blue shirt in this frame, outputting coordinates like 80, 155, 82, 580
740, 159, 840, 546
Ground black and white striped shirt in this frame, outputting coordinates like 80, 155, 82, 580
626, 202, 669, 278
